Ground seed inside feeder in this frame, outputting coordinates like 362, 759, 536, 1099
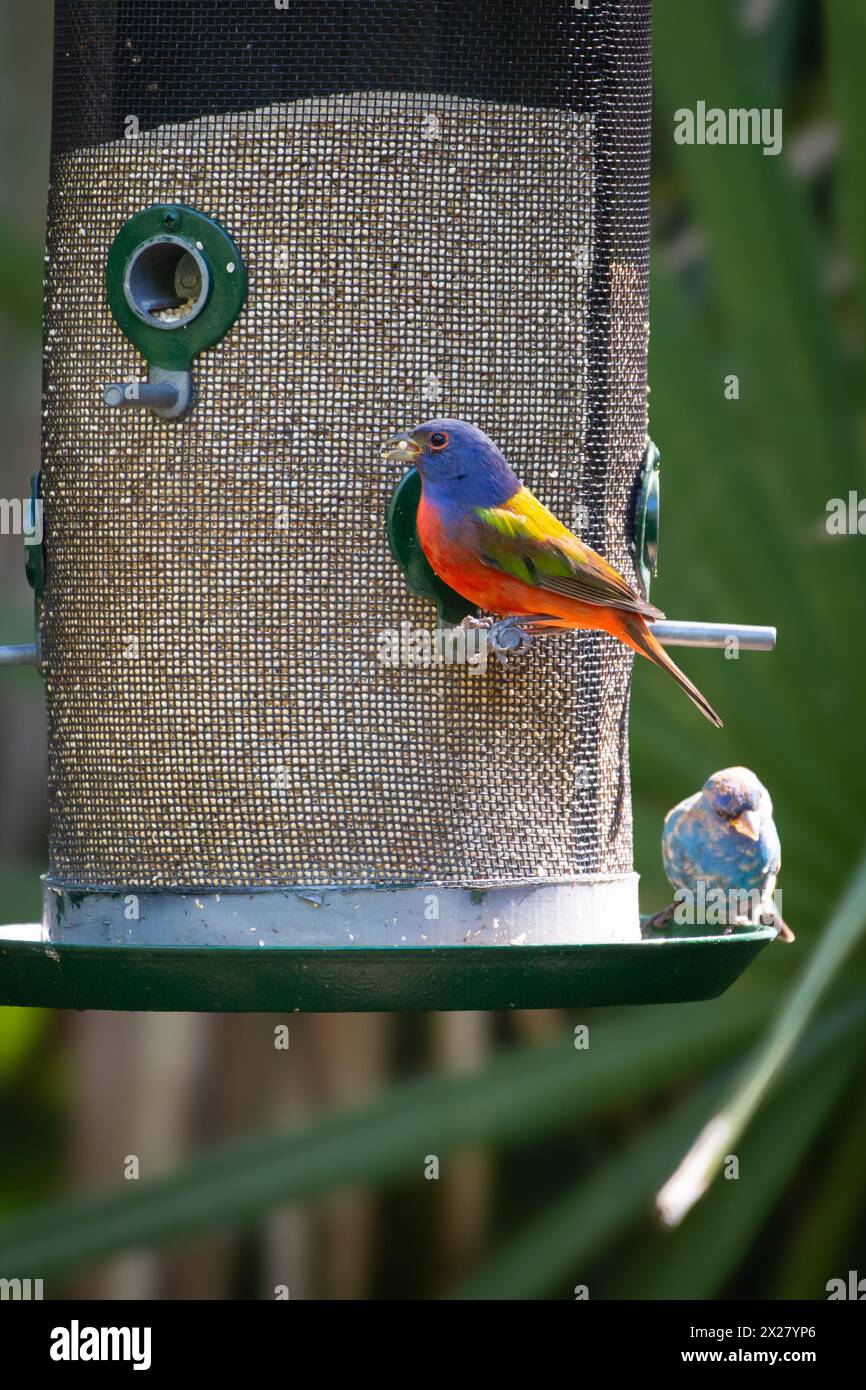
123, 238, 208, 327
42, 91, 643, 928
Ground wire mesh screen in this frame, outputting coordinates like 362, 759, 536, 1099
42, 0, 651, 891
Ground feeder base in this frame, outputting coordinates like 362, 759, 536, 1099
0, 923, 775, 1013
41, 879, 642, 949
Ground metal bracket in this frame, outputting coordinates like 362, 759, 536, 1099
23, 470, 44, 601
103, 365, 192, 421
633, 439, 660, 601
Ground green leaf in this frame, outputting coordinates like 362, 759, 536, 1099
451, 1003, 863, 1300
609, 1008, 862, 1299
0, 1007, 46, 1085
0, 216, 43, 335
0, 995, 771, 1281
654, 0, 857, 498
656, 850, 866, 1226
773, 1077, 866, 1297
449, 1076, 728, 1300
827, 0, 866, 319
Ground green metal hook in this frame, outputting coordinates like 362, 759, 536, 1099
634, 440, 661, 601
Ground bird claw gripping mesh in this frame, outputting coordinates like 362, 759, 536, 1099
458, 615, 536, 665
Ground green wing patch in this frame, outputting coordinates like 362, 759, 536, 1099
470, 501, 664, 620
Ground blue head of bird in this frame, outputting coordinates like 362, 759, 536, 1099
381, 419, 517, 511
701, 766, 772, 842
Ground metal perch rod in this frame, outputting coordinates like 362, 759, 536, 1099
103, 381, 179, 410
650, 621, 776, 651
0, 623, 775, 670
0, 644, 38, 667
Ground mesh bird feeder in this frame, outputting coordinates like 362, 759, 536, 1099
0, 0, 776, 1011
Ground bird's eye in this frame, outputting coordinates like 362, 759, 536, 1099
428, 431, 449, 451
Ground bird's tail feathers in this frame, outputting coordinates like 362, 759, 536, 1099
621, 616, 724, 729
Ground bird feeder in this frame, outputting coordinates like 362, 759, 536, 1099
0, 0, 777, 1012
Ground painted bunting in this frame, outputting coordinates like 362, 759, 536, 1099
650, 766, 794, 940
382, 419, 722, 726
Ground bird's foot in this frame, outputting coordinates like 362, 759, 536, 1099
488, 617, 536, 665
645, 903, 676, 932
765, 907, 795, 943
457, 615, 536, 666
730, 904, 795, 943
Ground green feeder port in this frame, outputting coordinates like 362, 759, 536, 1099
101, 204, 246, 419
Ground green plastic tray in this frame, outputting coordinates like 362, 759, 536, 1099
0, 926, 776, 1012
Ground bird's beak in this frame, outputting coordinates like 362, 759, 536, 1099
381, 432, 422, 463
730, 809, 761, 841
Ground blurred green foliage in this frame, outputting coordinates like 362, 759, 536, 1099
1, 0, 865, 1299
